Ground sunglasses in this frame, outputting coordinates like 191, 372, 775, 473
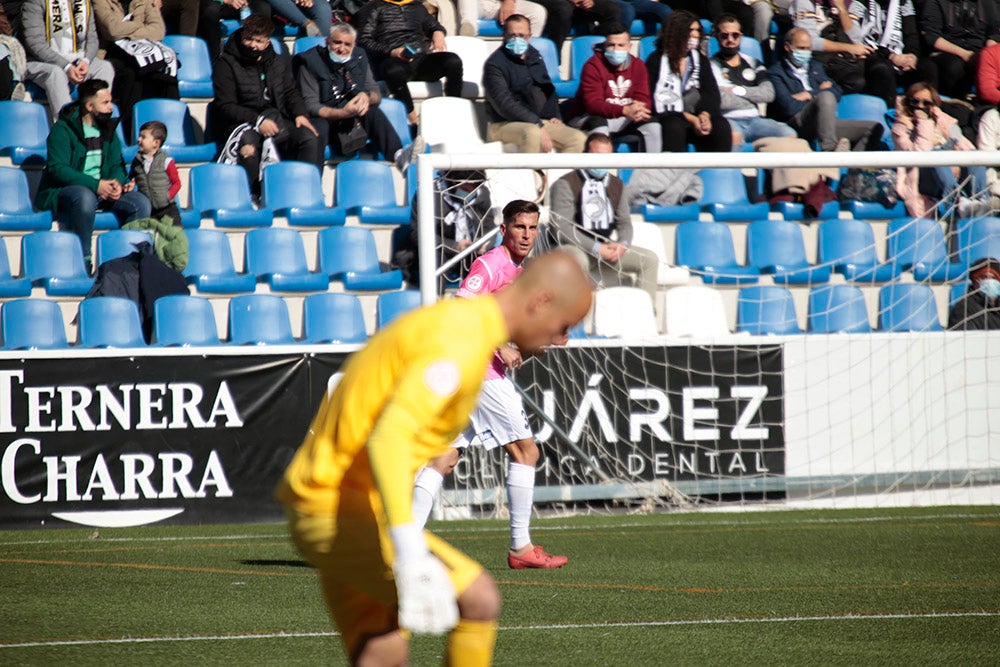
907, 98, 933, 109
717, 31, 742, 40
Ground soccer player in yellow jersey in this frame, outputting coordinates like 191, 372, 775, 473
275, 251, 593, 666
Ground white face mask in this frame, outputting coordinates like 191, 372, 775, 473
687, 37, 700, 52
979, 278, 1000, 300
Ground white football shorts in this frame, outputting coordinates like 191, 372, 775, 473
454, 376, 532, 450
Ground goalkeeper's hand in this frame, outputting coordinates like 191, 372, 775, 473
390, 524, 459, 634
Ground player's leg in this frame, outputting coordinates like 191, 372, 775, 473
412, 447, 460, 529
426, 533, 500, 667
503, 437, 568, 569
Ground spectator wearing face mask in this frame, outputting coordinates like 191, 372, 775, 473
547, 132, 659, 303
567, 21, 662, 152
949, 257, 1000, 330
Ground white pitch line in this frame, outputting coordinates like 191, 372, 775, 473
2, 611, 997, 650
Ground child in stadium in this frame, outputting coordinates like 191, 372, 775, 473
129, 120, 182, 227
412, 199, 571, 569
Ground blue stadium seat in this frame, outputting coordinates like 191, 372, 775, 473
746, 219, 831, 284
189, 163, 272, 228
376, 290, 421, 329
244, 227, 329, 291
531, 38, 567, 91
318, 226, 404, 291
153, 294, 221, 346
638, 35, 657, 61
77, 296, 146, 347
698, 168, 770, 221
21, 231, 95, 296
380, 97, 413, 150
959, 216, 1000, 268
162, 35, 215, 98
476, 19, 503, 36
228, 294, 296, 345
0, 166, 53, 230
557, 36, 603, 98
807, 284, 872, 333
0, 101, 49, 165
952, 215, 993, 257
302, 292, 368, 344
640, 202, 702, 222
183, 229, 257, 293
674, 220, 760, 284
1, 299, 68, 349
950, 281, 970, 307
736, 286, 803, 335
886, 217, 965, 281
817, 218, 901, 282
878, 283, 943, 331
771, 194, 840, 221
95, 229, 153, 266
334, 161, 409, 224
292, 36, 325, 54
842, 197, 907, 219
707, 35, 764, 62
133, 98, 216, 163
0, 240, 30, 297
262, 161, 346, 227
837, 94, 892, 148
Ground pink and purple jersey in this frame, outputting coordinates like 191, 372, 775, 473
456, 246, 522, 379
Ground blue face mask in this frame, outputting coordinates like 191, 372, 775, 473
587, 168, 608, 179
790, 49, 812, 67
604, 49, 628, 67
980, 278, 1000, 300
328, 49, 351, 64
505, 37, 528, 56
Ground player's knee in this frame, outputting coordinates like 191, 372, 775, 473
507, 439, 539, 466
458, 571, 501, 622
354, 629, 408, 667
431, 448, 461, 475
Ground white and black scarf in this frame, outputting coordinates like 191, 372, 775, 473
860, 0, 904, 54
218, 122, 279, 180
45, 0, 90, 59
114, 38, 178, 78
653, 50, 701, 114
578, 171, 614, 233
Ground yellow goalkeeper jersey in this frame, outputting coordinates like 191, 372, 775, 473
275, 295, 507, 526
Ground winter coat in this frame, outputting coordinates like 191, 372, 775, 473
482, 43, 559, 125
21, 0, 101, 68
356, 0, 445, 62
294, 44, 379, 117
646, 47, 722, 117
892, 105, 972, 217
568, 52, 653, 121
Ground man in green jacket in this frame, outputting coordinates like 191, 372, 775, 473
35, 78, 151, 273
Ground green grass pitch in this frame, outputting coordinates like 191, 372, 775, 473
1, 506, 998, 666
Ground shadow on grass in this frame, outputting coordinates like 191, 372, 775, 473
241, 559, 314, 568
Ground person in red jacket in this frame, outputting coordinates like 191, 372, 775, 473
566, 22, 662, 152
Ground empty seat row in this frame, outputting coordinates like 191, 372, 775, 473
0, 291, 423, 349
676, 217, 1000, 285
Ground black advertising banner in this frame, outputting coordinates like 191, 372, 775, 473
0, 353, 346, 529
450, 344, 785, 493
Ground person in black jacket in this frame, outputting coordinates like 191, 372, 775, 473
949, 257, 1000, 330
919, 0, 1000, 99
646, 10, 732, 152
295, 23, 422, 167
483, 14, 586, 153
356, 0, 463, 124
212, 14, 319, 192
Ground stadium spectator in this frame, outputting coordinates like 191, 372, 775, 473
92, 0, 180, 144
0, 3, 25, 101
919, 0, 1000, 100
768, 27, 883, 150
709, 14, 797, 146
844, 0, 935, 108
356, 0, 464, 125
790, 0, 875, 94
548, 132, 659, 302
34, 79, 151, 273
530, 0, 622, 57
949, 257, 1000, 329
567, 21, 662, 152
669, 0, 758, 48
612, 0, 672, 38
198, 0, 273, 62
159, 0, 200, 36
20, 0, 117, 122
212, 14, 319, 194
275, 251, 592, 667
977, 43, 1000, 205
483, 14, 585, 153
455, 0, 547, 37
412, 200, 571, 570
129, 120, 182, 227
892, 81, 988, 217
261, 0, 330, 36
647, 10, 732, 152
295, 23, 423, 167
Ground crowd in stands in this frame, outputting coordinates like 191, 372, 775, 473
0, 0, 999, 333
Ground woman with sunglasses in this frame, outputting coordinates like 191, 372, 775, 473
891, 81, 988, 217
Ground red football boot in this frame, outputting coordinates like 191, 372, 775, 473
507, 545, 568, 569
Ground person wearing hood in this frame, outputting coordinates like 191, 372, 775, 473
212, 13, 319, 191
949, 257, 1000, 330
35, 78, 151, 274
567, 21, 662, 153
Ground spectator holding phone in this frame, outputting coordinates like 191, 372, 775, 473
356, 0, 464, 125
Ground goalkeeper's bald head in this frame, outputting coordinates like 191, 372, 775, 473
495, 250, 593, 356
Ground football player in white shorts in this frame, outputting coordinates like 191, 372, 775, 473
412, 199, 570, 569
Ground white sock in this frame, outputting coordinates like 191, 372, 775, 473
412, 467, 444, 530
507, 462, 535, 552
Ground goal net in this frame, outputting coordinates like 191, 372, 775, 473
413, 149, 1000, 518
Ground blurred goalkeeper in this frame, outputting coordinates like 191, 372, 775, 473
276, 248, 592, 666
412, 200, 571, 569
